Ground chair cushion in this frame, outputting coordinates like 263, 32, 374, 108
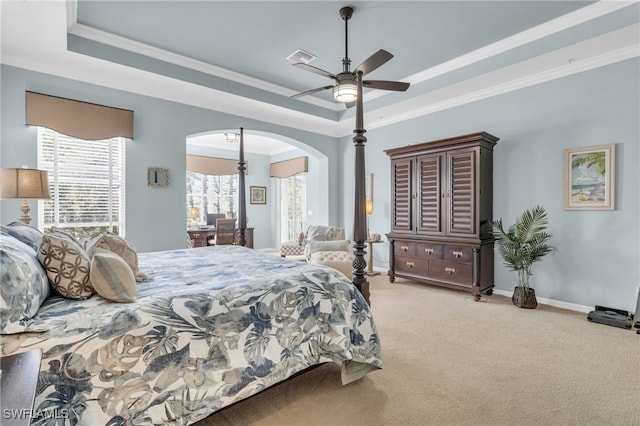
309, 251, 355, 278
306, 239, 350, 261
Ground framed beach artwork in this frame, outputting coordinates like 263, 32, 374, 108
563, 144, 615, 210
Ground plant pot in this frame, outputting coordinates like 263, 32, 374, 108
512, 286, 537, 309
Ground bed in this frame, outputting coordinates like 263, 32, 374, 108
1, 244, 380, 425
2, 107, 378, 424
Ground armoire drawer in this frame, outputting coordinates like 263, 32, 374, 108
429, 260, 473, 285
415, 243, 443, 259
442, 246, 474, 264
394, 242, 417, 257
395, 255, 429, 276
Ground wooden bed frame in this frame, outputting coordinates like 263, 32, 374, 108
235, 71, 371, 304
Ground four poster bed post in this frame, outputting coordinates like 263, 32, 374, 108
237, 127, 247, 247
235, 76, 371, 303
351, 70, 370, 303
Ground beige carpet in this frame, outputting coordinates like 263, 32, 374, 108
196, 275, 640, 426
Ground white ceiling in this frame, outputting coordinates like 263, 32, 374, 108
1, 1, 639, 153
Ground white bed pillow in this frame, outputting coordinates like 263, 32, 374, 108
38, 230, 93, 300
90, 249, 137, 303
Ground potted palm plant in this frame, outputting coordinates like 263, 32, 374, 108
492, 205, 555, 309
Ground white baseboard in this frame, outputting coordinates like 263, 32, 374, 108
491, 289, 592, 313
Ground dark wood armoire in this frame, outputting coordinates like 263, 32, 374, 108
385, 132, 498, 300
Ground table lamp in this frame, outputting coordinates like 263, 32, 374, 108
365, 199, 373, 240
190, 207, 200, 225
0, 167, 51, 225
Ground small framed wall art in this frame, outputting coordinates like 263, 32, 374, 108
563, 144, 615, 210
147, 167, 169, 188
250, 186, 266, 204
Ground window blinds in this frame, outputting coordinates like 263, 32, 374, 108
38, 127, 126, 234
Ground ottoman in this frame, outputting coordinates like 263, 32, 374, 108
309, 251, 355, 278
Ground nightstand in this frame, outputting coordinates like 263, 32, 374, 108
365, 239, 383, 276
1, 349, 42, 426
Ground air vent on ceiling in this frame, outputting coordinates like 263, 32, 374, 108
286, 49, 316, 64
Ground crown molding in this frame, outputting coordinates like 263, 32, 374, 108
66, 15, 342, 112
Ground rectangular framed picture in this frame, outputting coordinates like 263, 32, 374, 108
250, 186, 266, 204
564, 144, 615, 210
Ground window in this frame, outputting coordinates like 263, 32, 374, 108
278, 173, 307, 243
186, 171, 238, 224
37, 127, 126, 237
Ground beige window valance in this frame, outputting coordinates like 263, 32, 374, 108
187, 154, 248, 176
270, 157, 308, 178
25, 91, 134, 140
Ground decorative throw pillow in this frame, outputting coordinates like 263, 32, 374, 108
90, 249, 137, 303
1, 221, 44, 252
85, 233, 139, 275
38, 230, 93, 300
0, 234, 50, 334
305, 239, 350, 261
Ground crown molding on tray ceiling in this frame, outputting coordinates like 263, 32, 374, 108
66, 0, 635, 110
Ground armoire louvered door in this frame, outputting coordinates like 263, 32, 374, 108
417, 153, 444, 235
385, 132, 498, 301
447, 148, 477, 237
391, 158, 413, 233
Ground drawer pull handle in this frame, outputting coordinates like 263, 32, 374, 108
424, 248, 434, 255
406, 261, 415, 268
445, 267, 456, 274
452, 250, 463, 258
400, 246, 409, 252
193, 233, 199, 238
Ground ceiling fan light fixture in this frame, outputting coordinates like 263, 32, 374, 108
333, 83, 357, 103
224, 132, 240, 143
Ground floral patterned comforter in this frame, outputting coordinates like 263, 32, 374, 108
1, 246, 381, 425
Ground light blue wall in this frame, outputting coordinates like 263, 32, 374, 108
0, 65, 341, 252
339, 58, 640, 312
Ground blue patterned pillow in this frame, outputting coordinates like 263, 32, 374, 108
0, 234, 51, 334
1, 221, 44, 252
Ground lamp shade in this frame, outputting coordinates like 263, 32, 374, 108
190, 207, 200, 220
0, 168, 51, 199
333, 83, 357, 103
365, 200, 373, 215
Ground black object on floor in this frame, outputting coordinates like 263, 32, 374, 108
587, 305, 633, 330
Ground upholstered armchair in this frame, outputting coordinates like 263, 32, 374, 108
293, 225, 355, 278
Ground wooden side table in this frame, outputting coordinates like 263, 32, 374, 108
366, 239, 383, 276
1, 349, 42, 426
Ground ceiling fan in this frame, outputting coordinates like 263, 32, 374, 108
290, 6, 410, 107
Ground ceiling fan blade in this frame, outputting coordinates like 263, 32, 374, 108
344, 101, 356, 109
290, 85, 334, 99
354, 49, 394, 76
363, 80, 410, 92
293, 63, 338, 80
